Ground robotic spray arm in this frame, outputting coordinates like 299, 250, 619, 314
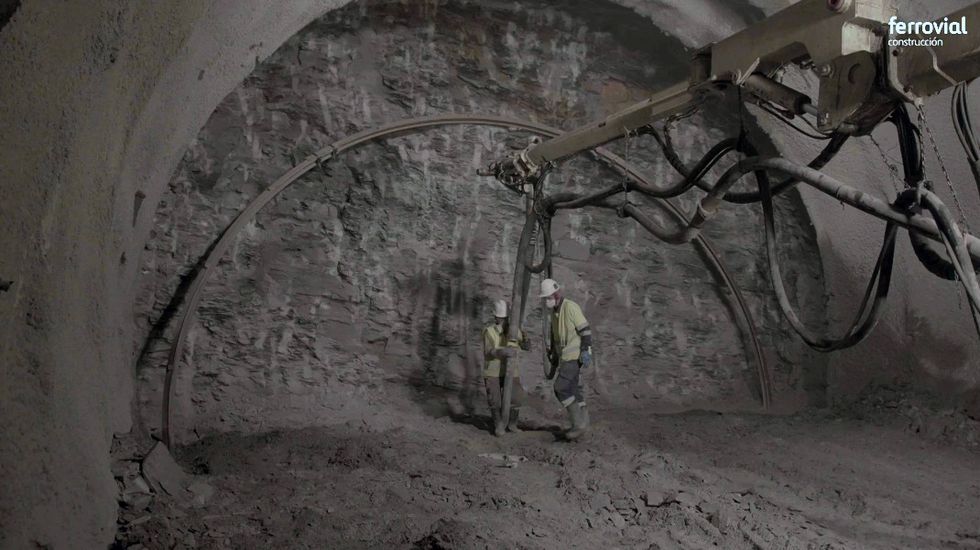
485, 0, 980, 182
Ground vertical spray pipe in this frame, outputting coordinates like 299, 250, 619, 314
500, 194, 537, 432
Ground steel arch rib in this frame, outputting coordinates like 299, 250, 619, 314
159, 114, 771, 447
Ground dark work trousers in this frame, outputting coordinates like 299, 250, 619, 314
554, 360, 586, 406
485, 376, 526, 412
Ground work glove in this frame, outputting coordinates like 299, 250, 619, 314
579, 348, 592, 368
519, 338, 531, 352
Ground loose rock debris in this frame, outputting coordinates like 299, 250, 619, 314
142, 443, 190, 497
113, 387, 980, 549
478, 453, 528, 468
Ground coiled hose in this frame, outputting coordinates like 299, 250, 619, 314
757, 161, 898, 351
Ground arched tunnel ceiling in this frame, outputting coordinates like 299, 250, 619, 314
133, 0, 827, 445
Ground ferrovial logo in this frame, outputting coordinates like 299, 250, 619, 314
888, 16, 968, 48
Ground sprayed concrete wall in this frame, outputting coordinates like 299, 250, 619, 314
0, 0, 976, 547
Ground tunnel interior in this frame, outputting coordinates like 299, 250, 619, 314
2, 0, 980, 548
134, 0, 828, 448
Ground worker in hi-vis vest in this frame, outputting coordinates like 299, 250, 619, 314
540, 279, 592, 440
482, 299, 530, 436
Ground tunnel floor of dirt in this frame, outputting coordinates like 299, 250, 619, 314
116, 384, 980, 549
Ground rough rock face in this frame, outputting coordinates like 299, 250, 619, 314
135, 0, 827, 442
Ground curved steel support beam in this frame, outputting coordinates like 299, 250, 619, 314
158, 114, 771, 447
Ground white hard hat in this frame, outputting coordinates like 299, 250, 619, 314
539, 278, 560, 298
493, 299, 508, 318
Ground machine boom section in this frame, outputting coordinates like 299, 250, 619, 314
495, 0, 980, 182
527, 83, 695, 166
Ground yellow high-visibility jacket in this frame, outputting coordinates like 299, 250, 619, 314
550, 298, 589, 362
482, 324, 527, 378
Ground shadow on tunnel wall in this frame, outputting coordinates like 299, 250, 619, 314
404, 256, 492, 429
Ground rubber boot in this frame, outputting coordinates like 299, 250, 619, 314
491, 409, 505, 437
579, 403, 590, 432
565, 403, 586, 441
506, 407, 522, 433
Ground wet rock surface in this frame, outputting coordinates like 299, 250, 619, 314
134, 0, 827, 443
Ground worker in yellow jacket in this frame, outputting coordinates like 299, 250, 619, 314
540, 278, 593, 440
482, 299, 529, 436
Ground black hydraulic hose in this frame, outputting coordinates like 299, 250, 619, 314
890, 105, 952, 278
519, 136, 746, 274
544, 191, 583, 209
501, 196, 538, 433
546, 146, 770, 246
545, 149, 980, 353
891, 107, 980, 281
598, 177, 895, 352
616, 149, 980, 350
757, 160, 899, 351
613, 202, 691, 243
548, 183, 697, 245
523, 215, 552, 274
726, 157, 980, 261
952, 82, 980, 200
553, 197, 772, 405
918, 190, 980, 335
893, 105, 923, 186
635, 138, 740, 198
896, 189, 962, 280
661, 158, 769, 243
723, 133, 849, 204
907, 227, 980, 280
651, 127, 849, 204
546, 137, 741, 213
694, 154, 980, 345
550, 185, 625, 211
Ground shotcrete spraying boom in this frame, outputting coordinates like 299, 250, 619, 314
489, 0, 980, 178
483, 0, 980, 434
